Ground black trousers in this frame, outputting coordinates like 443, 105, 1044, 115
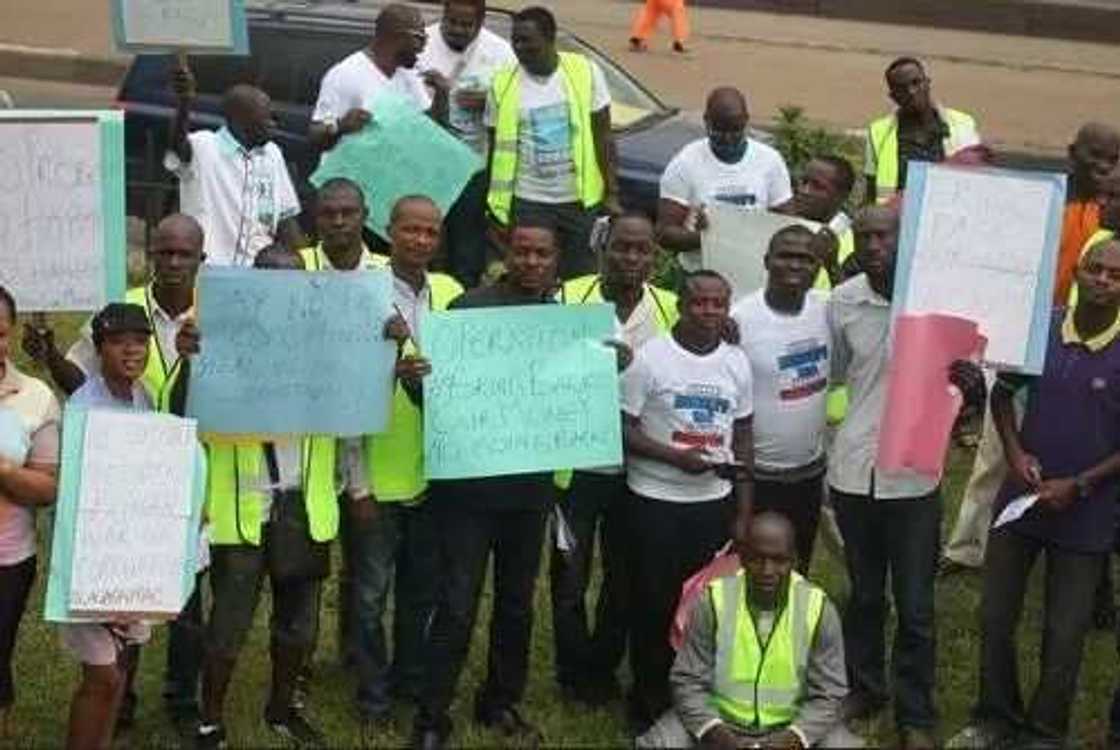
753, 471, 824, 573
975, 528, 1105, 743
0, 556, 36, 707
416, 499, 550, 733
163, 579, 204, 716
628, 492, 735, 724
550, 472, 631, 688
832, 489, 941, 730
443, 170, 489, 288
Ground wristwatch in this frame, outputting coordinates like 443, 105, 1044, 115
1075, 474, 1093, 498
325, 117, 339, 137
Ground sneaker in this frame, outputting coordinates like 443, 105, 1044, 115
629, 37, 647, 52
267, 709, 327, 747
476, 706, 541, 746
195, 724, 227, 750
946, 723, 1021, 750
672, 41, 688, 54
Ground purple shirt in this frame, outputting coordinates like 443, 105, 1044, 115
994, 310, 1120, 553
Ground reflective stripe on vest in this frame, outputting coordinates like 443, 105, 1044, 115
868, 108, 976, 201
363, 273, 463, 501
709, 570, 825, 729
125, 286, 176, 404
487, 53, 606, 226
205, 436, 339, 546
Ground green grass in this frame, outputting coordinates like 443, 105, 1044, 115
4, 322, 1118, 748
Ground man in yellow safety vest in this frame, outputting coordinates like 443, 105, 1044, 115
484, 6, 619, 279
638, 511, 854, 749
864, 57, 979, 204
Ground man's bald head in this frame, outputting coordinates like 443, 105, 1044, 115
704, 87, 749, 122
743, 511, 796, 555
149, 214, 204, 290
155, 213, 204, 250
376, 3, 423, 35
1073, 122, 1120, 151
222, 84, 273, 149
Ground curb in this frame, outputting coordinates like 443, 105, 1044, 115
689, 0, 1120, 45
0, 44, 128, 88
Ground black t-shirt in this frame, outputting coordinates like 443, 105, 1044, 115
429, 281, 558, 513
896, 113, 948, 190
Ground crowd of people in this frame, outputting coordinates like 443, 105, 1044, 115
0, 1, 1119, 749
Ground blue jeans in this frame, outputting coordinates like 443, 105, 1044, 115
832, 488, 941, 730
344, 500, 438, 718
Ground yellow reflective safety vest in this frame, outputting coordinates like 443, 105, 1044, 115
811, 229, 855, 292
124, 286, 183, 405
709, 570, 826, 729
364, 273, 463, 502
554, 275, 678, 490
206, 438, 339, 546
1068, 228, 1116, 307
487, 53, 606, 226
867, 107, 977, 202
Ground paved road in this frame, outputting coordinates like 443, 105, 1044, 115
6, 0, 1120, 157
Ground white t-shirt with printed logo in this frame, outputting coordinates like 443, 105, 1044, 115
621, 335, 753, 502
418, 24, 515, 155
660, 137, 793, 271
733, 289, 830, 471
484, 61, 610, 204
312, 50, 432, 125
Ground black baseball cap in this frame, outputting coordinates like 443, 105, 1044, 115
91, 303, 152, 345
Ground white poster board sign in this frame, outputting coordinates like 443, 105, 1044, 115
702, 206, 819, 301
68, 410, 198, 618
893, 163, 1066, 374
113, 0, 249, 54
0, 111, 126, 311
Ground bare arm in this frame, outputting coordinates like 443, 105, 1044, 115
277, 217, 307, 251
657, 198, 702, 255
21, 323, 86, 396
731, 415, 754, 520
169, 59, 195, 163
0, 461, 57, 507
590, 106, 619, 211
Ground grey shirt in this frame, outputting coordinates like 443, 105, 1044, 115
670, 582, 847, 747
826, 274, 940, 499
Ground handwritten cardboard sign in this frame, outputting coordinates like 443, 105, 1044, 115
422, 303, 623, 479
112, 0, 249, 54
45, 409, 205, 623
0, 111, 126, 311
187, 267, 397, 436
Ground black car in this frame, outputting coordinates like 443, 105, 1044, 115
116, 0, 706, 228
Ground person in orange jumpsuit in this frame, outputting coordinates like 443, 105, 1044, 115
629, 0, 690, 54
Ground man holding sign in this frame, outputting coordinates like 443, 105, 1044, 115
412, 221, 561, 750
171, 248, 340, 750
620, 270, 755, 732
827, 206, 984, 749
657, 87, 793, 272
167, 62, 304, 267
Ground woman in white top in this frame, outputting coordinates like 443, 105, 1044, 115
0, 285, 60, 738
